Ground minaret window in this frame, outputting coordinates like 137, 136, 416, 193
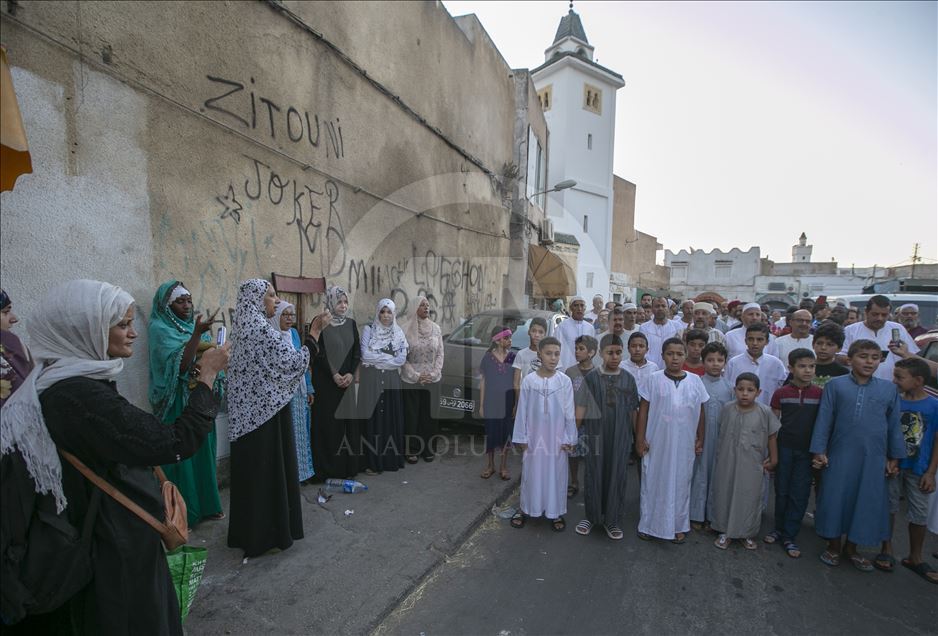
587, 133, 593, 149
583, 84, 602, 114
583, 215, 589, 232
538, 85, 553, 112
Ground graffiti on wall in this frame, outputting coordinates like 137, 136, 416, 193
203, 75, 345, 161
213, 154, 348, 278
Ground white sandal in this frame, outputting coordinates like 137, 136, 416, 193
714, 534, 730, 550
575, 520, 592, 536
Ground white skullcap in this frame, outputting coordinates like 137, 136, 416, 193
622, 302, 637, 310
570, 295, 586, 304
742, 302, 761, 313
899, 303, 919, 312
693, 302, 712, 313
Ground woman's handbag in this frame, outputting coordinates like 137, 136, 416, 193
59, 451, 189, 550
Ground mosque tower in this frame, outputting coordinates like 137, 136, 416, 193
792, 232, 813, 262
532, 2, 625, 300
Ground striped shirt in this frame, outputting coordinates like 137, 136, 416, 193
770, 383, 823, 450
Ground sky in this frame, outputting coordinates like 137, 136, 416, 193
442, 0, 937, 268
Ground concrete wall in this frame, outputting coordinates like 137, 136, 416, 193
507, 68, 550, 308
665, 247, 761, 300
0, 1, 516, 423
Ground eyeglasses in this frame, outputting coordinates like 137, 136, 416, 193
281, 312, 296, 318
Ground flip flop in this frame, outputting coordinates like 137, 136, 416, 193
637, 531, 652, 541
901, 558, 938, 585
819, 550, 840, 567
782, 540, 801, 559
763, 530, 781, 544
671, 532, 686, 545
480, 468, 495, 479
575, 520, 592, 536
714, 534, 729, 550
847, 554, 873, 572
551, 517, 566, 532
510, 511, 527, 529
500, 470, 511, 481
743, 538, 758, 551
567, 484, 579, 498
873, 553, 895, 573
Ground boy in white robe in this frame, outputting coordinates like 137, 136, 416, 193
636, 337, 709, 543
511, 337, 578, 531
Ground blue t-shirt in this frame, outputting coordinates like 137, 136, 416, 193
898, 395, 938, 475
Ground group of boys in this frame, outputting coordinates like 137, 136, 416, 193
509, 295, 937, 585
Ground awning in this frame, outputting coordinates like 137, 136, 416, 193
1, 45, 32, 192
528, 244, 576, 298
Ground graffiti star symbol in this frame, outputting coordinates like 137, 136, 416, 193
216, 184, 243, 224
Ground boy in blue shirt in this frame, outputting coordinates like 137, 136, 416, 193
879, 357, 938, 584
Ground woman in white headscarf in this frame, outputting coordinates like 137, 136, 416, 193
360, 298, 408, 474
401, 296, 444, 463
308, 285, 362, 480
0, 280, 228, 635
268, 301, 315, 483
226, 279, 317, 558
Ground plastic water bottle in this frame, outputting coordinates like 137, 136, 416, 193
324, 478, 368, 494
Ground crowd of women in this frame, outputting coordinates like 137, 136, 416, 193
0, 278, 443, 635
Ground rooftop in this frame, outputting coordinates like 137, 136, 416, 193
553, 9, 588, 45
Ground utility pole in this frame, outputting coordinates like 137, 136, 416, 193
911, 243, 921, 279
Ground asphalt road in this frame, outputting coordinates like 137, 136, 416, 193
377, 466, 938, 636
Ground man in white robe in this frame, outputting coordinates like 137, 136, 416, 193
839, 295, 919, 381
556, 296, 594, 370
725, 303, 778, 359
639, 297, 683, 370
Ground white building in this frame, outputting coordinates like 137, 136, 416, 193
532, 8, 625, 302
665, 247, 763, 301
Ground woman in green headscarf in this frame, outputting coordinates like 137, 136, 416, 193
148, 280, 224, 526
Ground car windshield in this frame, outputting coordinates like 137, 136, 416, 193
447, 314, 536, 349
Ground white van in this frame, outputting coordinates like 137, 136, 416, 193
826, 294, 938, 329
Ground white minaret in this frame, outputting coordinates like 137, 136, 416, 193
532, 4, 624, 301
792, 232, 813, 262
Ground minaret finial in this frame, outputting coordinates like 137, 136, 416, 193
569, 1, 574, 11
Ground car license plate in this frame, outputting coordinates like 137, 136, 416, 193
440, 396, 474, 412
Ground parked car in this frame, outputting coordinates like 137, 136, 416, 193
826, 293, 938, 330
436, 309, 567, 422
914, 329, 938, 394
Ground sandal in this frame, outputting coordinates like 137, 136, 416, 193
743, 538, 758, 551
671, 532, 686, 545
405, 455, 419, 464
819, 550, 840, 567
500, 470, 511, 481
763, 530, 781, 544
782, 540, 801, 558
690, 522, 704, 531
567, 484, 579, 498
637, 531, 652, 541
605, 525, 624, 540
714, 534, 730, 550
206, 512, 226, 521
575, 520, 593, 536
847, 554, 874, 572
480, 467, 495, 479
873, 553, 895, 573
901, 558, 938, 585
510, 511, 527, 529
551, 517, 566, 532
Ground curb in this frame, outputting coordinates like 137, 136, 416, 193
365, 474, 519, 635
